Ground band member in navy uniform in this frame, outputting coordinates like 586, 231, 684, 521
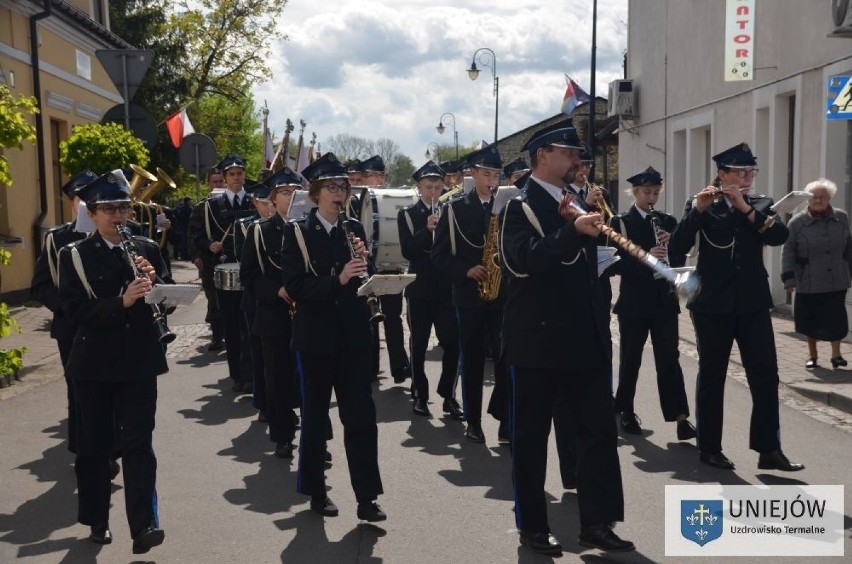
235, 181, 275, 414
188, 168, 226, 351
58, 171, 167, 554
432, 145, 509, 444
241, 168, 302, 457
607, 166, 695, 439
503, 158, 530, 186
281, 153, 385, 522
500, 119, 633, 555
192, 154, 255, 392
30, 169, 98, 454
669, 142, 804, 472
398, 160, 462, 418
361, 155, 411, 382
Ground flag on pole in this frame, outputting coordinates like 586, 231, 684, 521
264, 130, 275, 168
479, 139, 490, 149
165, 108, 195, 148
561, 74, 591, 115
296, 144, 310, 173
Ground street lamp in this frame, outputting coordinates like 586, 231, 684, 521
425, 142, 440, 160
436, 112, 459, 159
467, 47, 498, 145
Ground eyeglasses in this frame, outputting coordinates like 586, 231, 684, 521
322, 183, 349, 193
98, 203, 132, 214
733, 168, 759, 178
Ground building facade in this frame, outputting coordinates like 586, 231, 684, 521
618, 0, 852, 306
0, 0, 127, 300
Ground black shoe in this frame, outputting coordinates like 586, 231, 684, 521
805, 358, 818, 369
677, 420, 697, 441
357, 501, 387, 522
207, 339, 224, 352
519, 531, 562, 555
310, 496, 339, 517
132, 527, 165, 554
89, 523, 112, 545
465, 422, 485, 443
497, 420, 511, 445
274, 442, 294, 459
758, 450, 805, 472
392, 365, 411, 384
412, 397, 431, 416
831, 356, 848, 369
620, 412, 642, 435
442, 397, 464, 420
109, 459, 121, 480
699, 451, 735, 470
579, 525, 635, 552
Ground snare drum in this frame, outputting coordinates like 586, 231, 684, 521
371, 187, 419, 273
214, 262, 242, 291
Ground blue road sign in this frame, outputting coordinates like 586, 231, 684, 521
827, 74, 852, 120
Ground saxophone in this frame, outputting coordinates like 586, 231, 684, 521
478, 192, 502, 302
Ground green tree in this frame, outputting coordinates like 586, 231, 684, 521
192, 94, 264, 179
387, 154, 416, 187
0, 86, 38, 186
59, 122, 150, 176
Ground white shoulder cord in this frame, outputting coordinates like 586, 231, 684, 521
70, 247, 96, 299
291, 223, 317, 276
253, 224, 266, 275
45, 232, 59, 287
448, 201, 485, 256
404, 209, 415, 237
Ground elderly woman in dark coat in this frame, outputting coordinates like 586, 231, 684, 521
782, 178, 852, 369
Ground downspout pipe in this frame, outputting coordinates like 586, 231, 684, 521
30, 0, 53, 262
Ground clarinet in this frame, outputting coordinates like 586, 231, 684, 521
116, 224, 177, 344
337, 206, 385, 323
647, 204, 670, 268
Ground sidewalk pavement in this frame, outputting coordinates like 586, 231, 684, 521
3, 261, 852, 418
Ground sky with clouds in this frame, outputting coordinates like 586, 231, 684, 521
252, 0, 628, 165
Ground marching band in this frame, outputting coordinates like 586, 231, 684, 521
28, 120, 813, 556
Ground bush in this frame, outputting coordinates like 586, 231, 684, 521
0, 85, 38, 186
59, 122, 150, 176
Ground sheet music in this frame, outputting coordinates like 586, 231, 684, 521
145, 283, 202, 307
492, 187, 521, 215
357, 274, 416, 297
770, 191, 812, 215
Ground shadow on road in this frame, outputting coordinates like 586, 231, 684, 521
276, 511, 385, 563
177, 377, 256, 426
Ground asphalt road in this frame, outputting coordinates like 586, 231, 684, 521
1, 293, 851, 563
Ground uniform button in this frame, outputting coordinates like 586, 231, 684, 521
125, 323, 131, 328
541, 321, 546, 327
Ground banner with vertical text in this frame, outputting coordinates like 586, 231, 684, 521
724, 0, 755, 81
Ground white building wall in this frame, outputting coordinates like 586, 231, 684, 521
620, 0, 852, 308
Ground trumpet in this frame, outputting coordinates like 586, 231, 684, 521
337, 205, 385, 323
115, 223, 176, 344
584, 180, 614, 221
438, 184, 463, 203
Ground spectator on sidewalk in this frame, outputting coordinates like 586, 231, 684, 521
173, 197, 193, 260
781, 178, 852, 369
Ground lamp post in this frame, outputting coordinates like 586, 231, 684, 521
436, 112, 459, 159
467, 47, 498, 145
425, 142, 440, 160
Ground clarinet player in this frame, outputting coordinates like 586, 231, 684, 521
58, 171, 168, 555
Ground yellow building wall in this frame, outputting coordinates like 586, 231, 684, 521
0, 7, 121, 297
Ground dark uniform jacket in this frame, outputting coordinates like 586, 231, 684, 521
281, 208, 372, 354
241, 214, 292, 338
398, 199, 452, 302
58, 232, 169, 381
189, 192, 254, 265
235, 213, 261, 310
30, 221, 87, 340
432, 190, 501, 308
500, 180, 610, 370
669, 194, 788, 314
608, 205, 685, 317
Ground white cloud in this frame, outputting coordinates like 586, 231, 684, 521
253, 0, 627, 169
